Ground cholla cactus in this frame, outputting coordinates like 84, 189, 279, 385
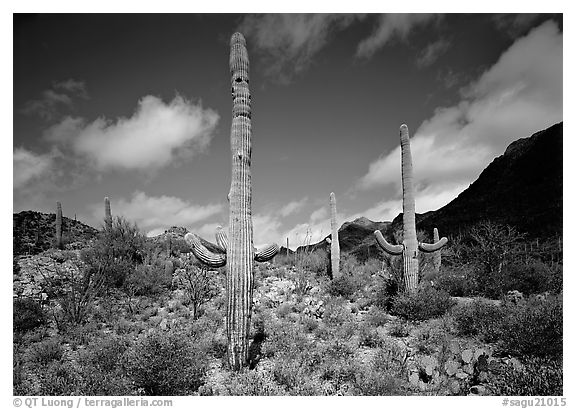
55, 201, 63, 249
185, 32, 278, 370
104, 196, 112, 231
329, 192, 340, 278
374, 124, 447, 293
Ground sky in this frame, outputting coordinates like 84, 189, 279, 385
12, 13, 563, 249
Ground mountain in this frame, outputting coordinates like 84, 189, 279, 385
416, 122, 562, 239
303, 122, 563, 259
13, 211, 99, 256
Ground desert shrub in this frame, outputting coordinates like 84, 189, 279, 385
217, 369, 285, 395
365, 306, 389, 327
81, 216, 146, 288
389, 320, 410, 338
124, 328, 209, 395
492, 356, 562, 396
173, 255, 219, 319
76, 334, 134, 395
451, 299, 505, 343
498, 296, 562, 359
501, 260, 561, 296
431, 265, 477, 297
297, 249, 328, 276
327, 275, 357, 300
23, 337, 63, 365
14, 298, 46, 333
125, 262, 171, 296
358, 323, 383, 348
390, 285, 455, 321
321, 297, 356, 339
371, 273, 400, 310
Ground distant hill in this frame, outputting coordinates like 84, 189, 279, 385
13, 211, 99, 256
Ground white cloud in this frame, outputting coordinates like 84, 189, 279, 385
239, 14, 359, 82
310, 206, 328, 223
358, 20, 562, 214
13, 148, 53, 189
21, 79, 88, 120
45, 95, 219, 171
356, 14, 438, 59
279, 197, 308, 217
416, 38, 451, 68
90, 191, 223, 235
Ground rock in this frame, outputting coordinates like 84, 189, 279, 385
461, 349, 474, 364
449, 380, 461, 394
445, 360, 460, 376
449, 340, 460, 355
159, 318, 168, 330
463, 364, 474, 375
455, 370, 469, 379
469, 385, 488, 395
408, 372, 420, 386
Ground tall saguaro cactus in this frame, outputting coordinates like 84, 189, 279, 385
104, 196, 112, 231
55, 201, 63, 249
432, 228, 442, 272
185, 32, 279, 370
374, 124, 447, 293
328, 192, 340, 278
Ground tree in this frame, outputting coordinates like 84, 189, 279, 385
174, 255, 219, 319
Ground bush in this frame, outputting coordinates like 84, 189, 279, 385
452, 299, 505, 343
327, 275, 357, 300
76, 334, 134, 395
124, 328, 209, 395
390, 286, 455, 321
23, 337, 63, 365
173, 256, 219, 319
502, 261, 561, 296
297, 249, 328, 276
125, 262, 171, 296
499, 296, 562, 359
388, 320, 410, 338
14, 298, 46, 333
431, 266, 477, 297
492, 357, 562, 396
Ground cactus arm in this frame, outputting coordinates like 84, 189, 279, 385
374, 230, 403, 255
254, 243, 280, 262
185, 233, 227, 268
215, 226, 229, 252
418, 237, 448, 253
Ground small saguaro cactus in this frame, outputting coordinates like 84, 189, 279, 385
432, 228, 442, 272
104, 196, 112, 231
55, 201, 63, 249
374, 124, 447, 293
328, 192, 340, 278
185, 32, 279, 371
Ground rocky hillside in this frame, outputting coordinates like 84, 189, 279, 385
416, 122, 562, 239
13, 211, 99, 256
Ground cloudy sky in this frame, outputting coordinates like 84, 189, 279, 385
13, 13, 563, 248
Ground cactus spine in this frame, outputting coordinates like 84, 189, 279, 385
55, 201, 63, 249
329, 192, 340, 278
104, 196, 112, 231
374, 124, 447, 293
185, 32, 278, 370
432, 228, 442, 272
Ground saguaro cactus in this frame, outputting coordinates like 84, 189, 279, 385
55, 201, 63, 249
104, 196, 112, 231
185, 32, 278, 370
432, 228, 442, 272
328, 192, 340, 278
374, 124, 447, 293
